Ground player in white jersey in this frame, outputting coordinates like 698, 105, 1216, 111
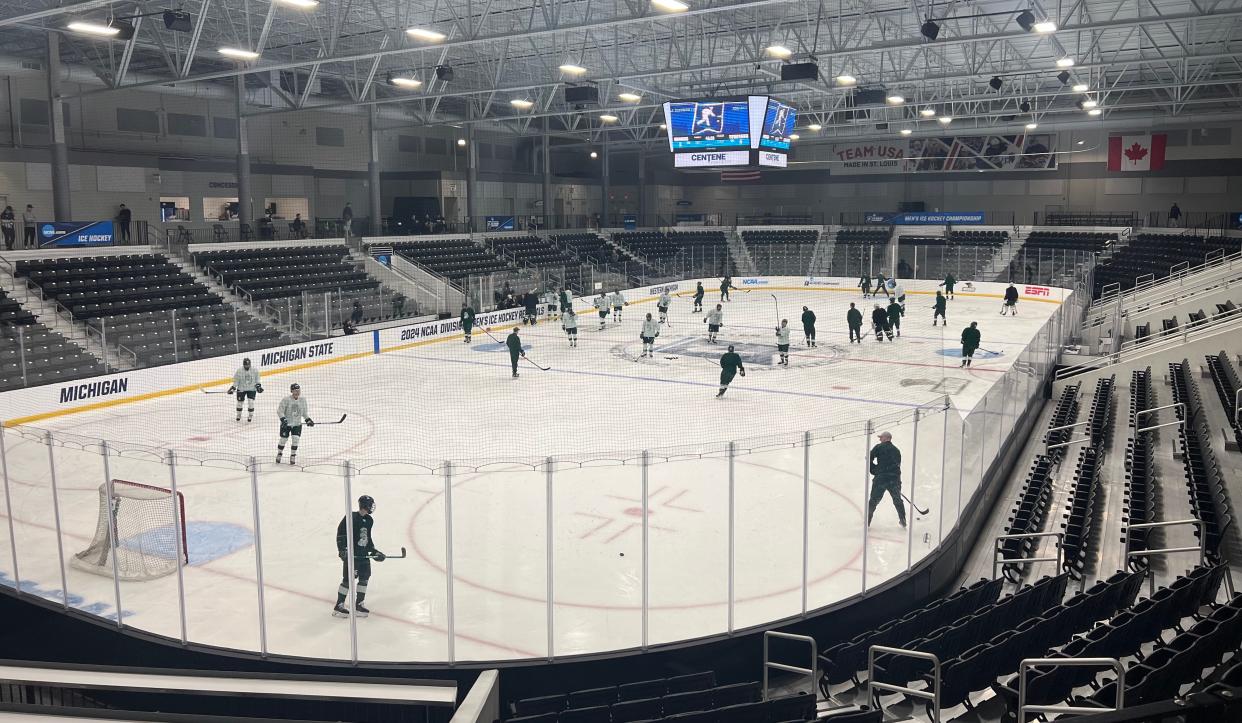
562, 308, 579, 347
228, 357, 262, 422
593, 293, 609, 329
276, 383, 314, 465
657, 291, 672, 324
541, 289, 558, 320
891, 281, 907, 315
639, 313, 660, 358
610, 290, 627, 323
703, 304, 724, 343
775, 319, 792, 366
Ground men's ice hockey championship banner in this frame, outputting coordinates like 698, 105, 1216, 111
831, 134, 1057, 175
1107, 134, 1166, 172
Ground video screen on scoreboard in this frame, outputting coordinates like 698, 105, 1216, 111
664, 99, 751, 151
759, 99, 797, 150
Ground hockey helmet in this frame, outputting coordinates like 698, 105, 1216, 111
358, 495, 376, 513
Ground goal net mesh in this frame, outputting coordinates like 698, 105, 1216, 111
71, 479, 188, 581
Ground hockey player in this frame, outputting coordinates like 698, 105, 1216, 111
961, 322, 981, 367
891, 280, 907, 314
460, 304, 476, 343
704, 303, 724, 343
276, 383, 313, 465
1002, 283, 1019, 316
775, 319, 791, 366
562, 308, 579, 347
334, 494, 386, 618
610, 289, 628, 323
940, 273, 957, 300
875, 273, 888, 300
887, 299, 903, 338
858, 275, 872, 298
523, 290, 539, 326
846, 303, 864, 344
871, 304, 891, 342
657, 289, 672, 324
867, 432, 906, 528
640, 313, 660, 358
716, 345, 746, 398
229, 357, 262, 422
593, 292, 609, 330
720, 275, 738, 302
559, 287, 574, 319
931, 291, 947, 326
801, 306, 817, 347
506, 328, 525, 378
542, 288, 559, 320
692, 282, 705, 312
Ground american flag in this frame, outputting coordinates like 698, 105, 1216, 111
720, 168, 761, 182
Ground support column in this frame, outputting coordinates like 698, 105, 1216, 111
636, 151, 646, 225
46, 33, 71, 220
235, 75, 252, 228
466, 123, 478, 233
542, 117, 552, 229
367, 104, 382, 235
601, 135, 611, 226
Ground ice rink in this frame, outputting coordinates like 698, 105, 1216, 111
0, 278, 1070, 663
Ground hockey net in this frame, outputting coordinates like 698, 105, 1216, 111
71, 479, 188, 581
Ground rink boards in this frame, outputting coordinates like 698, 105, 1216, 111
0, 276, 1069, 430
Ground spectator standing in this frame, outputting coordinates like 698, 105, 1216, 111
0, 206, 14, 250
290, 213, 308, 239
115, 203, 131, 243
1168, 202, 1181, 227
341, 202, 354, 236
22, 205, 37, 248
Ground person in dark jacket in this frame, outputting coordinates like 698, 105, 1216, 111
115, 204, 132, 243
867, 431, 906, 527
961, 322, 981, 367
506, 328, 525, 378
858, 275, 872, 298
846, 303, 863, 343
886, 299, 903, 338
871, 304, 891, 342
1169, 202, 1181, 226
0, 206, 14, 250
460, 304, 475, 343
715, 345, 745, 398
931, 291, 947, 326
801, 306, 817, 347
1002, 283, 1019, 316
523, 290, 539, 325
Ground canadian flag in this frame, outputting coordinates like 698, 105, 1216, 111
1108, 134, 1166, 172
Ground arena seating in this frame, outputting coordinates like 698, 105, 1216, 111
1060, 376, 1114, 579
948, 230, 1009, 245
505, 672, 817, 723
1022, 230, 1116, 252
553, 233, 627, 265
1205, 351, 1242, 448
104, 304, 288, 366
0, 316, 106, 391
1169, 360, 1235, 561
0, 288, 35, 327
390, 238, 511, 281
611, 231, 729, 261
741, 230, 818, 246
488, 236, 577, 268
742, 230, 819, 275
15, 254, 221, 320
1123, 368, 1156, 569
193, 245, 378, 302
834, 228, 888, 244
1093, 234, 1240, 295
1046, 212, 1135, 226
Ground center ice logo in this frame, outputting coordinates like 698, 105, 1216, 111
471, 341, 534, 353
657, 337, 777, 367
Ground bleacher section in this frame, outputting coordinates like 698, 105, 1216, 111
1123, 368, 1156, 569
1205, 350, 1242, 448
0, 295, 105, 390
948, 230, 1009, 245
1060, 376, 1114, 580
488, 236, 577, 268
104, 304, 287, 366
193, 245, 377, 301
554, 233, 627, 265
391, 238, 511, 281
505, 672, 816, 723
742, 229, 819, 276
835, 228, 889, 244
1169, 360, 1235, 561
612, 231, 730, 261
15, 253, 220, 319
1023, 230, 1116, 253
1094, 234, 1240, 295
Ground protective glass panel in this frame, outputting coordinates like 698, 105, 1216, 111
908, 404, 947, 567
806, 426, 867, 609
732, 440, 804, 630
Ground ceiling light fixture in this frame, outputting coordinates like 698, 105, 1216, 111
1072, 83, 1089, 92
1081, 99, 1098, 109
659, 123, 667, 130
67, 20, 121, 36
808, 123, 822, 131
510, 98, 533, 109
900, 128, 913, 136
887, 94, 905, 105
835, 74, 857, 86
920, 107, 936, 117
920, 19, 940, 40
457, 139, 467, 147
1026, 122, 1038, 130
1088, 108, 1102, 116
599, 114, 619, 122
938, 115, 953, 125
276, 0, 319, 8
406, 27, 446, 41
618, 92, 642, 102
218, 47, 260, 60
652, 0, 690, 11
1033, 21, 1057, 33
789, 134, 800, 140
390, 76, 423, 89
1056, 57, 1075, 68
559, 63, 587, 75
766, 45, 793, 58
590, 151, 599, 158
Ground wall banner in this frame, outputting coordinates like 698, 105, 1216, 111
39, 220, 116, 248
831, 134, 1058, 175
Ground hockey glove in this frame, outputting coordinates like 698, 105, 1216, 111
280, 420, 290, 436
739, 369, 746, 377
228, 386, 236, 394
338, 549, 347, 561
305, 418, 315, 427
372, 551, 387, 562
256, 383, 263, 393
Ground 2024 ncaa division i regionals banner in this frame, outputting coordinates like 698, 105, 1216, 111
831, 134, 1058, 175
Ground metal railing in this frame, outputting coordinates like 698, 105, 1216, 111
868, 646, 941, 722
993, 531, 1064, 580
1055, 306, 1242, 380
762, 632, 817, 701
1123, 519, 1207, 596
1018, 657, 1124, 721
1092, 250, 1242, 309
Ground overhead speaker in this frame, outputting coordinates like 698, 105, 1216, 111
920, 20, 940, 40
163, 10, 192, 32
989, 76, 1003, 91
435, 65, 454, 81
564, 85, 599, 105
851, 87, 888, 106
780, 62, 819, 81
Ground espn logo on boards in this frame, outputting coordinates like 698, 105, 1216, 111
1025, 285, 1051, 297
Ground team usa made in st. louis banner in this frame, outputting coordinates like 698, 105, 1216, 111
830, 134, 1058, 175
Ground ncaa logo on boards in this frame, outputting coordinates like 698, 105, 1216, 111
648, 283, 680, 295
41, 224, 55, 238
741, 278, 769, 286
1025, 286, 1051, 297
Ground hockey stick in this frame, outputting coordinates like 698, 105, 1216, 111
979, 347, 1006, 356
901, 492, 930, 517
312, 414, 349, 426
481, 327, 552, 371
201, 388, 232, 394
770, 292, 781, 322
371, 546, 407, 560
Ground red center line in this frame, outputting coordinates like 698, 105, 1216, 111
789, 349, 1005, 373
